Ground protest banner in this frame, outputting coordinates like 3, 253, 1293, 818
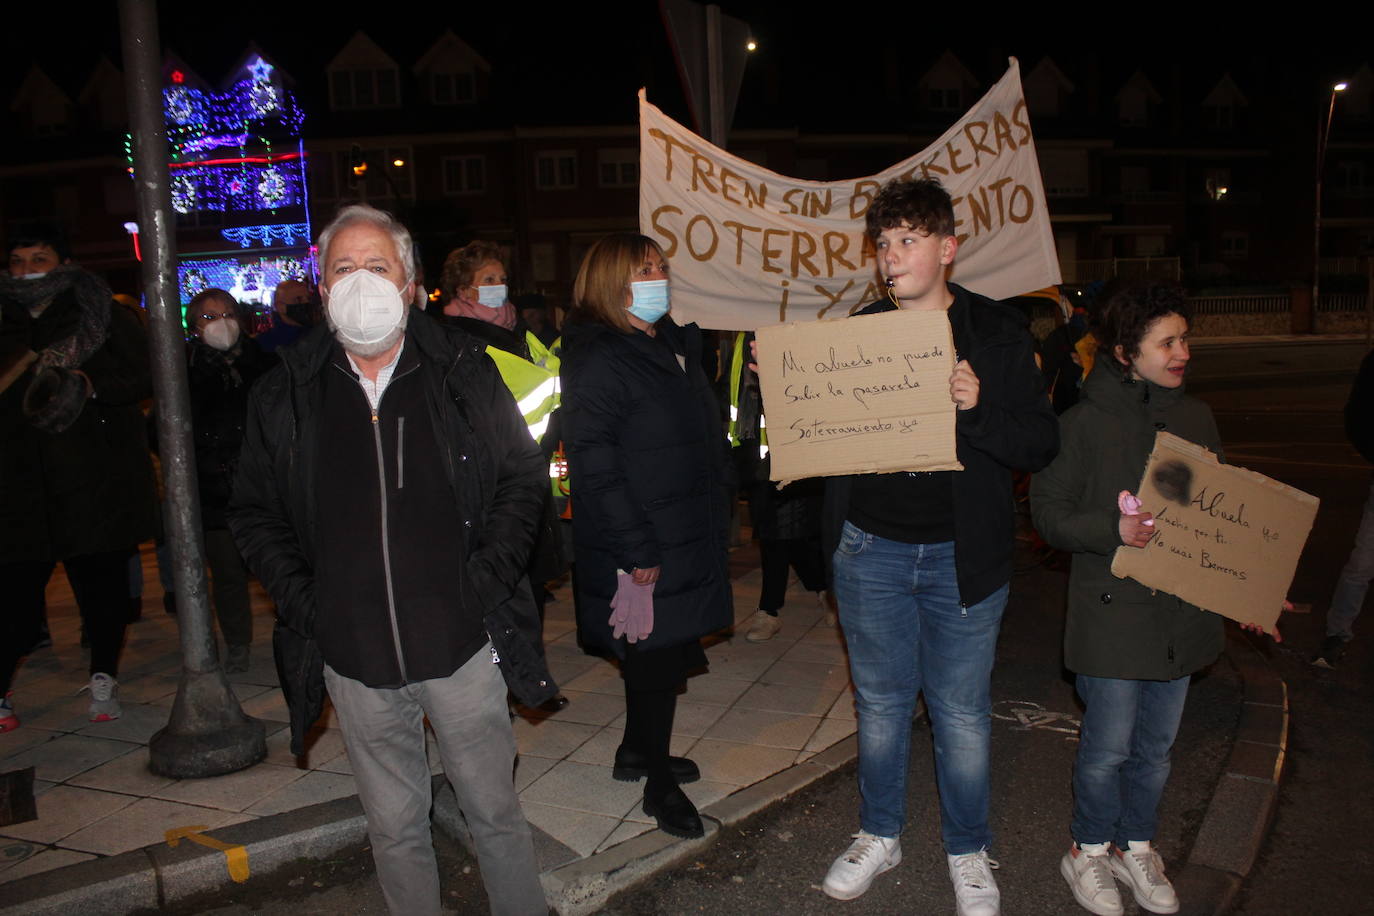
639, 57, 1061, 331
1110, 432, 1319, 632
754, 309, 962, 485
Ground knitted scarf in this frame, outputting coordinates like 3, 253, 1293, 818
0, 265, 113, 371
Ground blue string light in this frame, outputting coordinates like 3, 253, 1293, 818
221, 223, 312, 248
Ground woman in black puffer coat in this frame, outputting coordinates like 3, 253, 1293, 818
560, 233, 733, 840
186, 289, 276, 672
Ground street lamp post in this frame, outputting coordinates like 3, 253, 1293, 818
1314, 81, 1348, 320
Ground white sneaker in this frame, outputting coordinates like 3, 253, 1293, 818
1060, 842, 1123, 915
1111, 841, 1179, 914
822, 831, 901, 900
744, 610, 781, 642
948, 849, 1000, 916
82, 673, 121, 722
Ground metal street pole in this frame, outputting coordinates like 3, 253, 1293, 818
705, 4, 725, 147
118, 0, 266, 778
1314, 82, 1347, 327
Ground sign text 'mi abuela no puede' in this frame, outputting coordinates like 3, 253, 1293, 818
755, 309, 962, 485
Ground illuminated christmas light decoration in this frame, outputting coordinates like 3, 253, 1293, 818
161, 162, 306, 212
172, 174, 198, 214
257, 167, 287, 207
177, 253, 316, 307
136, 52, 315, 309
221, 223, 312, 249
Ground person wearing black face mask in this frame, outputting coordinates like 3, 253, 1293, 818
184, 289, 277, 673
0, 222, 158, 731
255, 278, 317, 352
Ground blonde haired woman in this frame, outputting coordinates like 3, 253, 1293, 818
560, 233, 733, 839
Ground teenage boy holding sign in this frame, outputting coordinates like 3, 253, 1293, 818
755, 178, 1057, 914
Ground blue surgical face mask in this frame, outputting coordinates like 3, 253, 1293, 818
475, 284, 507, 309
628, 279, 670, 323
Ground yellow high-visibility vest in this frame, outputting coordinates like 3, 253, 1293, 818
486, 331, 560, 443
727, 331, 767, 457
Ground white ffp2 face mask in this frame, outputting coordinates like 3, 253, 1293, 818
201, 318, 241, 351
326, 269, 406, 347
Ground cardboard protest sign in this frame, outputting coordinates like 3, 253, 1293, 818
638, 57, 1061, 331
755, 309, 962, 484
1110, 432, 1319, 631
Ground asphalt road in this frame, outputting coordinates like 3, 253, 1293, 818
1189, 348, 1374, 916
156, 341, 1373, 915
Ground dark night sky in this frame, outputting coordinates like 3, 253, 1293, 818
5, 4, 1367, 137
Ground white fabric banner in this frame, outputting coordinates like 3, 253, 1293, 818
639, 57, 1061, 331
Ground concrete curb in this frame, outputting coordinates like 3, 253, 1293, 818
0, 795, 368, 916
1177, 631, 1289, 916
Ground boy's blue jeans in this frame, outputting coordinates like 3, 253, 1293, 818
832, 521, 1007, 854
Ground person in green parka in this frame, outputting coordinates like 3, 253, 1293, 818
1031, 284, 1275, 916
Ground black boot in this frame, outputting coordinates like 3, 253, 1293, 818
612, 745, 700, 784
642, 778, 704, 839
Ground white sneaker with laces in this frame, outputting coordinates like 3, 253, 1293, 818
1060, 842, 1123, 915
744, 610, 782, 642
1111, 840, 1178, 914
83, 673, 121, 723
822, 831, 901, 900
948, 849, 1000, 916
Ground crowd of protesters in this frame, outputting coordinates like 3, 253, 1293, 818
0, 172, 1359, 916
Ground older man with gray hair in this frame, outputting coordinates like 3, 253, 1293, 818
228, 204, 555, 915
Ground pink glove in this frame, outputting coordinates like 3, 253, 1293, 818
609, 572, 655, 643
1117, 490, 1153, 526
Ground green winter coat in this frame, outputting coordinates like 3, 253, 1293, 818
1030, 358, 1225, 680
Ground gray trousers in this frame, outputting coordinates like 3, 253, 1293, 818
325, 647, 546, 916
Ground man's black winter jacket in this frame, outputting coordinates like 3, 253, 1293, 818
228, 314, 556, 754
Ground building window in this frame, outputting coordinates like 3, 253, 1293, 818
1220, 231, 1249, 260
443, 155, 486, 195
330, 68, 401, 110
1204, 104, 1234, 129
1335, 161, 1367, 193
536, 151, 578, 190
431, 72, 475, 105
336, 147, 413, 199
928, 87, 961, 111
1205, 167, 1232, 201
597, 149, 638, 188
1118, 92, 1150, 127
1040, 149, 1089, 198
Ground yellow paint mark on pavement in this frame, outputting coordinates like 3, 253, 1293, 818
165, 825, 250, 883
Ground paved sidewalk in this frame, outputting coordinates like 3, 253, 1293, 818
0, 541, 1286, 915
0, 544, 855, 912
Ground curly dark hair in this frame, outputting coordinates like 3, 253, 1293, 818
439, 240, 505, 303
864, 177, 956, 240
1091, 282, 1192, 363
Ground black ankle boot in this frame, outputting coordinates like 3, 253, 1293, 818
612, 745, 701, 784
642, 782, 704, 839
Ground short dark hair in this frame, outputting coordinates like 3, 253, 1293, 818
1091, 283, 1192, 363
864, 178, 956, 240
7, 221, 72, 261
187, 288, 246, 331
